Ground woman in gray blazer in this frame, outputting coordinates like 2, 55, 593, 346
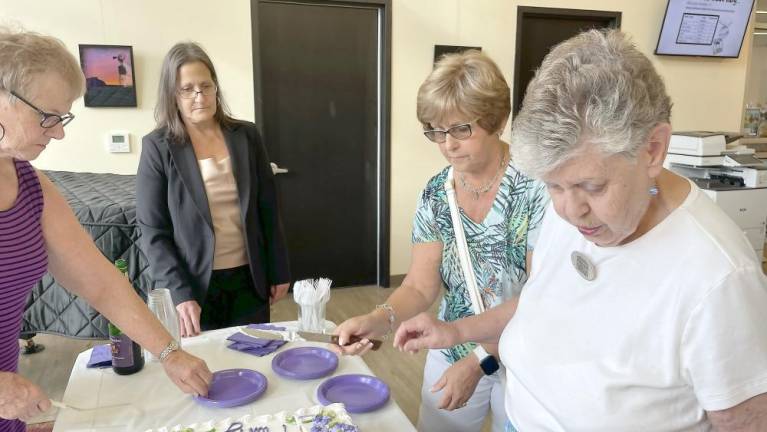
137, 42, 290, 337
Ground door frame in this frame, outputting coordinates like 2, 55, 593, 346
512, 6, 622, 116
250, 0, 392, 287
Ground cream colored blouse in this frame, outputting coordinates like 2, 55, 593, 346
197, 157, 249, 270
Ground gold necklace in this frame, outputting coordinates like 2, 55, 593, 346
458, 152, 507, 201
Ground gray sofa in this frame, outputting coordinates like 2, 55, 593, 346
20, 170, 154, 339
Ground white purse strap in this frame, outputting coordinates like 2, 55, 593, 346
445, 167, 485, 315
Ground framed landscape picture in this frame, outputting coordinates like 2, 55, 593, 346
78, 44, 137, 107
433, 45, 481, 65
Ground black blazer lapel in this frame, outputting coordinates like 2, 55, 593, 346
167, 138, 213, 228
224, 125, 252, 217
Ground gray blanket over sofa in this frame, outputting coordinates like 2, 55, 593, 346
20, 170, 153, 339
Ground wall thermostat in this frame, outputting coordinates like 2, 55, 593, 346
106, 131, 131, 153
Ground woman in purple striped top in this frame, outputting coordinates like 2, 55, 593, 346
0, 28, 213, 431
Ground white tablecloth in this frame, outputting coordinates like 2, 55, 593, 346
53, 322, 415, 431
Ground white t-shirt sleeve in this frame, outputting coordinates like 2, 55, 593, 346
681, 266, 767, 411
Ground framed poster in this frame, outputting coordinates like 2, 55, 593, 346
79, 44, 137, 107
434, 45, 481, 65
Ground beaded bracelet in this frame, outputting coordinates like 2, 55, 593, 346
375, 303, 396, 338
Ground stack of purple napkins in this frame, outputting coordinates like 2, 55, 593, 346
225, 323, 288, 356
87, 344, 113, 368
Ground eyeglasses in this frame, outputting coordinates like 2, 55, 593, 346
11, 91, 75, 128
423, 121, 475, 143
177, 83, 217, 99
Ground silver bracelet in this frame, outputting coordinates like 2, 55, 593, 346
375, 303, 396, 337
158, 339, 180, 362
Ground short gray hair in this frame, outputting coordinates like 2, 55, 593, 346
510, 29, 672, 178
154, 41, 234, 143
417, 50, 510, 134
0, 25, 85, 100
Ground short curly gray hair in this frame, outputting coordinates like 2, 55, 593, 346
417, 50, 510, 134
510, 29, 672, 178
0, 25, 85, 100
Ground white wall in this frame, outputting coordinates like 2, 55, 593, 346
1, 0, 755, 277
0, 0, 254, 175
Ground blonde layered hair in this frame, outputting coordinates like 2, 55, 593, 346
0, 25, 85, 100
417, 50, 510, 134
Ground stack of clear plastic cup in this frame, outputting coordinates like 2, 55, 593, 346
146, 288, 181, 361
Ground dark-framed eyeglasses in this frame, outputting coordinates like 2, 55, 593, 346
423, 121, 475, 143
10, 91, 75, 128
177, 82, 218, 99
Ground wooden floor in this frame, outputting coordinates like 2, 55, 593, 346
18, 285, 432, 427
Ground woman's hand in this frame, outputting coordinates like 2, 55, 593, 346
331, 310, 390, 356
431, 355, 484, 411
270, 283, 290, 305
0, 372, 50, 421
393, 312, 460, 353
176, 300, 202, 337
161, 350, 213, 397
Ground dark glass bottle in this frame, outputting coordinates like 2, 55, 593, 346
109, 259, 144, 375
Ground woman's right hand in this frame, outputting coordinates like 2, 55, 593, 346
0, 372, 50, 421
161, 350, 213, 397
394, 312, 460, 353
332, 311, 390, 356
176, 300, 202, 337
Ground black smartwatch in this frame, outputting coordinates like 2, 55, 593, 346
473, 345, 500, 375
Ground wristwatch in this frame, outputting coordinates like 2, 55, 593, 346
158, 339, 180, 362
473, 345, 500, 375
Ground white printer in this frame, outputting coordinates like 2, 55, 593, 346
666, 131, 767, 188
666, 131, 767, 260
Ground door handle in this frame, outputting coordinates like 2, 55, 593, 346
270, 162, 289, 175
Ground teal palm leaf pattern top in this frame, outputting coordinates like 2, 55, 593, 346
412, 161, 549, 363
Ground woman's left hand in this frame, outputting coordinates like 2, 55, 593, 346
431, 354, 484, 411
270, 283, 290, 305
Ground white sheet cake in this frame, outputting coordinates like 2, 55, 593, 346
144, 403, 358, 432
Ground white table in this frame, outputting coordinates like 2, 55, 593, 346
53, 323, 415, 431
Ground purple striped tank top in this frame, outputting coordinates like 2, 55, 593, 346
0, 159, 48, 432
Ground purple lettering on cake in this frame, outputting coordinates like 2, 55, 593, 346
225, 422, 243, 432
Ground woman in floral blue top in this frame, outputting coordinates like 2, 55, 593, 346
334, 50, 547, 432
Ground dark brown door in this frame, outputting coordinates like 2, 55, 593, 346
252, 1, 389, 287
513, 7, 622, 115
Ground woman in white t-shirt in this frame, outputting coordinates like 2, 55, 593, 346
393, 29, 767, 431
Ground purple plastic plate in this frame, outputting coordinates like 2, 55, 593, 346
317, 374, 390, 413
271, 347, 339, 380
194, 369, 267, 408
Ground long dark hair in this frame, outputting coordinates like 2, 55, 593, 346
154, 42, 235, 143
